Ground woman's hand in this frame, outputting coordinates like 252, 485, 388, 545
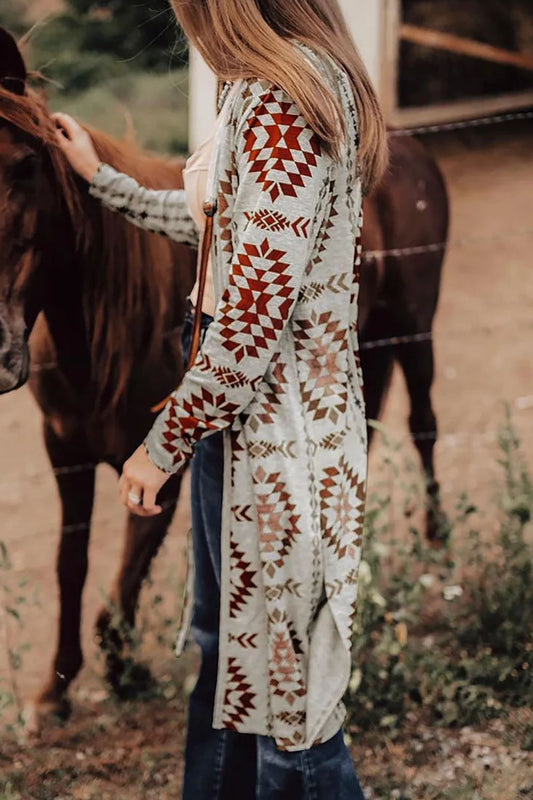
118, 444, 169, 517
51, 112, 101, 183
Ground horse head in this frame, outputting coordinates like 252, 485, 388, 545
0, 29, 44, 391
0, 30, 193, 407
0, 28, 82, 393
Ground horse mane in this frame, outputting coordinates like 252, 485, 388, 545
0, 85, 190, 410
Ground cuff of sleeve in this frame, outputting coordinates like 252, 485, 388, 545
88, 163, 119, 199
143, 423, 189, 476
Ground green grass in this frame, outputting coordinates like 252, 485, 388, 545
47, 68, 190, 156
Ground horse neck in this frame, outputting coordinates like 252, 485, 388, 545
36, 192, 94, 386
34, 162, 190, 406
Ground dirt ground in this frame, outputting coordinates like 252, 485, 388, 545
0, 120, 532, 797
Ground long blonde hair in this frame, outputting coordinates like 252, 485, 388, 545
171, 0, 388, 192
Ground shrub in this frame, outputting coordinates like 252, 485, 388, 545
347, 408, 533, 735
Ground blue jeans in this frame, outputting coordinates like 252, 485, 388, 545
181, 305, 366, 800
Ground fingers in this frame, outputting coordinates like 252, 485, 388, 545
51, 112, 81, 141
119, 445, 168, 517
140, 486, 162, 516
119, 474, 162, 517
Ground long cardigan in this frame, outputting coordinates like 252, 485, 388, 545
89, 45, 367, 751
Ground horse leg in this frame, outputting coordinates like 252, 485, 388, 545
360, 309, 395, 446
25, 422, 95, 735
95, 472, 183, 697
395, 340, 449, 543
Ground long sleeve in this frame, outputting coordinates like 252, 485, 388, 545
89, 163, 199, 247
144, 84, 332, 473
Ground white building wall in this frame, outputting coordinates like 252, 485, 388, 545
339, 0, 384, 93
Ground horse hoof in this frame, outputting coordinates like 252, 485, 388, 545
22, 695, 72, 737
95, 607, 133, 653
426, 510, 451, 547
108, 657, 157, 701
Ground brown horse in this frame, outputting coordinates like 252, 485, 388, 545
0, 28, 448, 731
360, 133, 449, 540
0, 29, 197, 731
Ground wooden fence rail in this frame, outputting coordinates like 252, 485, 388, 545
401, 24, 533, 72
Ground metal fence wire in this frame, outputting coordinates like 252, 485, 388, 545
3, 107, 532, 495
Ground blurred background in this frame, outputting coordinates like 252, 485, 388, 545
1, 0, 190, 152
0, 2, 532, 799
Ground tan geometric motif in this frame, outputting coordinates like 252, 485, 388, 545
243, 354, 289, 430
319, 453, 365, 557
293, 310, 349, 424
247, 440, 296, 460
264, 607, 307, 743
253, 466, 302, 576
275, 710, 306, 728
269, 624, 306, 707
265, 579, 303, 603
317, 432, 345, 451
275, 731, 305, 749
298, 272, 350, 304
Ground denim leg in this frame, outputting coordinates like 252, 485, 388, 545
180, 308, 363, 800
256, 730, 366, 800
256, 737, 305, 800
301, 731, 366, 800
182, 431, 257, 800
181, 322, 256, 799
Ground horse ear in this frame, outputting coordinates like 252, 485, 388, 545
0, 28, 27, 96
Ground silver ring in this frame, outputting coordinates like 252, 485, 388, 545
128, 491, 141, 505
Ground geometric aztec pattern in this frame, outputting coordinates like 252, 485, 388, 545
293, 309, 349, 424
223, 657, 257, 729
95, 44, 366, 751
229, 536, 257, 618
242, 352, 288, 430
216, 239, 294, 363
319, 452, 366, 558
242, 90, 322, 203
253, 466, 302, 578
244, 208, 310, 238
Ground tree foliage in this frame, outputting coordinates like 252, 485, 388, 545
1, 0, 187, 93
58, 0, 186, 71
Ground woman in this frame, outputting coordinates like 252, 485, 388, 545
54, 0, 387, 797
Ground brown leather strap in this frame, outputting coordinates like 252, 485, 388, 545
150, 200, 216, 415
188, 200, 216, 369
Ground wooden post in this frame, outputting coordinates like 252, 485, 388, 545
338, 0, 385, 94
401, 24, 533, 72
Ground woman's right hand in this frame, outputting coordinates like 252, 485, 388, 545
51, 112, 101, 183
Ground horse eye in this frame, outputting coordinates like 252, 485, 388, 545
9, 153, 39, 185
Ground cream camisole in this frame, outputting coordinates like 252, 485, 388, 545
183, 134, 216, 316
183, 83, 240, 316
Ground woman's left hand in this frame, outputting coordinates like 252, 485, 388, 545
119, 445, 169, 516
